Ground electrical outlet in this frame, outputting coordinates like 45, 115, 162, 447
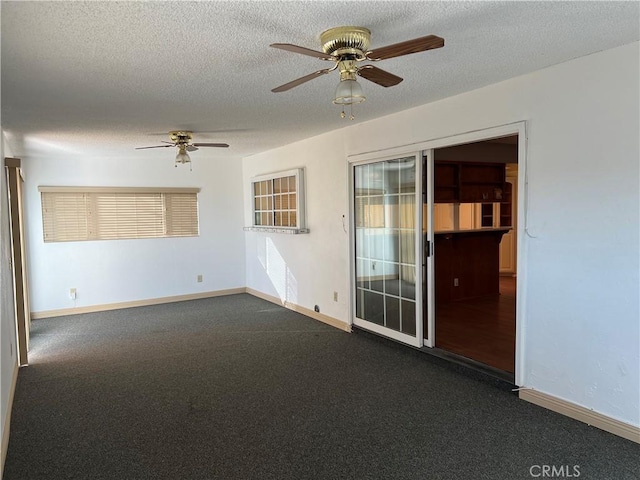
333, 291, 338, 302
453, 278, 459, 287
314, 305, 320, 313
197, 274, 203, 283
69, 288, 77, 300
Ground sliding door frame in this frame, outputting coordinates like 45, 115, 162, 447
348, 121, 527, 386
423, 150, 435, 347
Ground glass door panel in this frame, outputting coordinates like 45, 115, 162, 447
353, 156, 421, 346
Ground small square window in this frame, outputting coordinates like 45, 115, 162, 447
250, 169, 306, 232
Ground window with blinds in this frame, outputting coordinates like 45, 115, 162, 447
39, 187, 199, 242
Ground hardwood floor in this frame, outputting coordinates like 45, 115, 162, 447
434, 276, 516, 373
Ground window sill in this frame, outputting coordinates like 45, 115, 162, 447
243, 227, 310, 234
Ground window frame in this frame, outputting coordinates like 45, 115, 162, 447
248, 168, 308, 233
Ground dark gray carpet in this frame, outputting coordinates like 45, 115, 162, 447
4, 293, 638, 479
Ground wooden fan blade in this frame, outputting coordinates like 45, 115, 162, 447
272, 68, 332, 93
270, 43, 334, 61
367, 35, 444, 61
192, 143, 229, 148
135, 145, 174, 149
357, 65, 403, 87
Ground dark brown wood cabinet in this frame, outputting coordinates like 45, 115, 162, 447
434, 161, 506, 204
434, 162, 459, 203
434, 228, 510, 303
432, 160, 513, 304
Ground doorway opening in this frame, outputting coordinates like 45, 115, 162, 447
427, 135, 518, 374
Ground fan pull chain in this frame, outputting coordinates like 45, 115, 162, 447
339, 104, 356, 120
175, 162, 192, 171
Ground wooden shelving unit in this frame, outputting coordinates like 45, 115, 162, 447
499, 181, 513, 227
434, 162, 459, 203
434, 161, 507, 204
481, 204, 494, 227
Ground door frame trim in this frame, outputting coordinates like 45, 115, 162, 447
348, 121, 527, 386
4, 157, 29, 366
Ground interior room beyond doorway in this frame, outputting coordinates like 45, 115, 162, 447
430, 136, 518, 374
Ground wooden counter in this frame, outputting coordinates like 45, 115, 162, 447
434, 228, 510, 303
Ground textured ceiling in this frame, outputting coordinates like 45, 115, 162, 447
2, 1, 639, 160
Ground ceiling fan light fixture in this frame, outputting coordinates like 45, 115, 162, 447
175, 146, 191, 166
332, 78, 366, 105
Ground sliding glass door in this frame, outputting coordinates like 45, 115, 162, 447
352, 155, 423, 347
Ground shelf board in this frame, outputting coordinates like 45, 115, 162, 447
460, 181, 505, 186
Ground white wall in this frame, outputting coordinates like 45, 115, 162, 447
23, 151, 246, 313
243, 133, 351, 321
243, 42, 639, 427
1, 135, 18, 472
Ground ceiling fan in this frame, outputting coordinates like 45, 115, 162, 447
136, 131, 229, 168
270, 26, 444, 119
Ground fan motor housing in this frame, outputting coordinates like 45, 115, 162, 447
169, 131, 193, 144
320, 26, 371, 58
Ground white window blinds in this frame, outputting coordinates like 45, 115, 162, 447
39, 187, 199, 242
163, 192, 199, 237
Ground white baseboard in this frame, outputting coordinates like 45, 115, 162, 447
1, 360, 19, 476
519, 388, 640, 444
32, 286, 352, 334
30, 288, 247, 319
245, 288, 351, 333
